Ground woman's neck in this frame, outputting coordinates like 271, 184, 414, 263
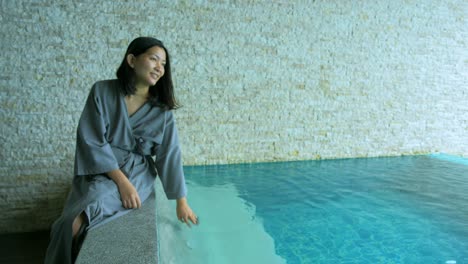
134, 85, 149, 98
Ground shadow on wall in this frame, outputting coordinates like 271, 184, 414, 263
0, 184, 70, 234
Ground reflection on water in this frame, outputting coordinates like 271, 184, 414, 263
155, 181, 286, 264
157, 155, 468, 263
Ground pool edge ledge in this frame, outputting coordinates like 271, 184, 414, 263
428, 153, 468, 166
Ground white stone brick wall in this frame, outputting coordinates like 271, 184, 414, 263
0, 0, 466, 232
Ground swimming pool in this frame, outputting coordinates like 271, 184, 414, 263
156, 154, 468, 264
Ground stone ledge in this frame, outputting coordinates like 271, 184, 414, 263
76, 191, 158, 264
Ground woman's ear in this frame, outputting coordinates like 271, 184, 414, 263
126, 54, 136, 68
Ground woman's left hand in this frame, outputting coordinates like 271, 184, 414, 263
176, 197, 198, 227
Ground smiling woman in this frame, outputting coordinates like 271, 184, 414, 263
116, 37, 178, 110
44, 37, 198, 264
124, 46, 167, 116
127, 46, 166, 89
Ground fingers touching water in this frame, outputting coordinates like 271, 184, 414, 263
177, 197, 198, 227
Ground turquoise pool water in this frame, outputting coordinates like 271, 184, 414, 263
157, 154, 467, 264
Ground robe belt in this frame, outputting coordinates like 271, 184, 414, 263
133, 137, 158, 177
133, 137, 148, 156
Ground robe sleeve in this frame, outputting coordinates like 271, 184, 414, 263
155, 111, 187, 200
74, 84, 120, 176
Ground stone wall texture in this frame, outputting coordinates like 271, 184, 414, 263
1, 0, 467, 232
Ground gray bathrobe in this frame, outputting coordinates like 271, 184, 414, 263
45, 79, 187, 264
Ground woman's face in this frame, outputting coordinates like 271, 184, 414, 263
128, 46, 166, 88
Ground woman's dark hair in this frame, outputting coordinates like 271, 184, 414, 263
116, 37, 179, 110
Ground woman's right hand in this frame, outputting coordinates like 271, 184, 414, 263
117, 180, 142, 209
107, 169, 141, 209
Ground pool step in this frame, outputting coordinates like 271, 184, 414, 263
76, 191, 158, 264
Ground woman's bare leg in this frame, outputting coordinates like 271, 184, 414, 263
72, 212, 86, 238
